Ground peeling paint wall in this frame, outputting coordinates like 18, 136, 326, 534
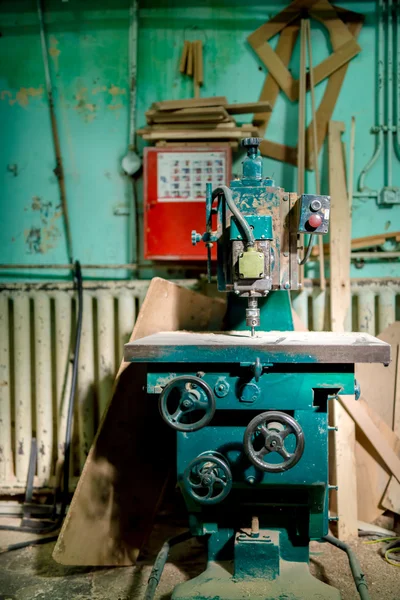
0, 1, 399, 280
0, 0, 132, 279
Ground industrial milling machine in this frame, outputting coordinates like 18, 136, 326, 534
124, 138, 390, 599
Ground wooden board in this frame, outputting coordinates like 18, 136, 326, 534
53, 278, 226, 566
382, 475, 400, 514
340, 395, 400, 483
226, 101, 271, 115
328, 121, 357, 539
329, 121, 351, 332
355, 399, 400, 522
141, 129, 260, 141
125, 331, 390, 364
330, 397, 358, 540
355, 323, 400, 429
146, 106, 231, 124
152, 96, 227, 111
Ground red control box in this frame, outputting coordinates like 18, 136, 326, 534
143, 146, 231, 260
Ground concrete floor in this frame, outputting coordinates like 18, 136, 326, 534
0, 520, 399, 600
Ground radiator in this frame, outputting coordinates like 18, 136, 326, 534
0, 278, 399, 495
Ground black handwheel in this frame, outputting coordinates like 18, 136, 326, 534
243, 411, 305, 472
159, 375, 215, 432
183, 452, 232, 505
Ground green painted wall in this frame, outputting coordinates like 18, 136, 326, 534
0, 0, 399, 280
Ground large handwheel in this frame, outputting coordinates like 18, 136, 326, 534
159, 375, 215, 432
183, 452, 232, 505
243, 411, 305, 472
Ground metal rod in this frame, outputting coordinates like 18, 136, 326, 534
394, 0, 400, 160
306, 19, 325, 289
358, 0, 384, 191
387, 0, 394, 187
348, 116, 356, 211
37, 0, 74, 263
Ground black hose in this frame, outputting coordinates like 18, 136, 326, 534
298, 234, 315, 265
323, 535, 371, 600
212, 185, 255, 246
144, 531, 193, 600
0, 261, 83, 536
2, 535, 59, 553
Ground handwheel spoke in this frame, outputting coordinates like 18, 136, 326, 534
255, 447, 270, 457
259, 425, 269, 438
205, 486, 214, 499
214, 477, 227, 487
171, 408, 183, 422
280, 427, 292, 440
278, 447, 293, 461
189, 481, 204, 489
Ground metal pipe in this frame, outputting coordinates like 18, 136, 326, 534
394, 0, 400, 160
144, 531, 193, 600
128, 0, 138, 149
358, 0, 385, 191
387, 0, 394, 186
212, 186, 255, 245
37, 0, 74, 263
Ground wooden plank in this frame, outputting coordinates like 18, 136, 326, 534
259, 139, 297, 164
255, 23, 300, 136
340, 394, 400, 483
328, 121, 357, 540
226, 101, 271, 115
146, 106, 231, 124
394, 341, 400, 437
187, 42, 194, 77
355, 398, 400, 522
382, 475, 400, 515
356, 323, 400, 429
179, 40, 189, 74
125, 331, 390, 364
196, 40, 203, 86
152, 96, 227, 111
329, 121, 351, 332
141, 129, 260, 141
330, 398, 358, 540
53, 278, 226, 566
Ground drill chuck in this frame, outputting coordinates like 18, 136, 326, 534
246, 297, 260, 336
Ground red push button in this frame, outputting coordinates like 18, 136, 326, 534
308, 214, 322, 229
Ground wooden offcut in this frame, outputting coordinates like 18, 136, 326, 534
53, 278, 225, 566
152, 96, 227, 111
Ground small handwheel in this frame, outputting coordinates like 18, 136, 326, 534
183, 452, 232, 505
243, 411, 305, 472
159, 375, 215, 432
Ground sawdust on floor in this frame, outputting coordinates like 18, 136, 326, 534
0, 523, 399, 599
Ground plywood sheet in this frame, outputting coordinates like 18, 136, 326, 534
53, 278, 225, 566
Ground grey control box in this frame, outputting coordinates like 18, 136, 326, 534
298, 194, 330, 235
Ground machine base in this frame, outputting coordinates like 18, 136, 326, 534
172, 560, 341, 600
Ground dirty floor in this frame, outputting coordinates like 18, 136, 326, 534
0, 519, 399, 600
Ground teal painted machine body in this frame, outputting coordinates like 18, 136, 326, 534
125, 141, 387, 599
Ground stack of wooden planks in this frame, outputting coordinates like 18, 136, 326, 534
137, 97, 271, 147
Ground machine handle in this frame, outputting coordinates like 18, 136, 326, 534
243, 411, 305, 473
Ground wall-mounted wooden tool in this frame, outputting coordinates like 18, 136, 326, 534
252, 4, 364, 171
179, 40, 204, 99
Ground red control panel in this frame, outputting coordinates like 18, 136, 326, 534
143, 146, 231, 260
